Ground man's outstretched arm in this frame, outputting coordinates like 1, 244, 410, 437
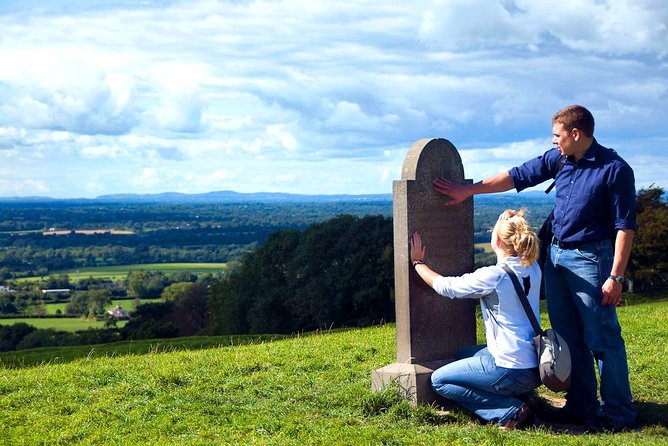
433, 171, 515, 206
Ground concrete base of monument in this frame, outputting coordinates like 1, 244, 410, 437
371, 360, 453, 407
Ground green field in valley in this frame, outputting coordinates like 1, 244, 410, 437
19, 262, 228, 282
30, 298, 161, 321
0, 299, 161, 331
38, 298, 161, 316
474, 242, 494, 253
0, 317, 127, 331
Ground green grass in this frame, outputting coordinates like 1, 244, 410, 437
0, 334, 290, 370
0, 299, 161, 331
19, 262, 228, 282
0, 300, 666, 445
0, 317, 127, 331
474, 242, 494, 253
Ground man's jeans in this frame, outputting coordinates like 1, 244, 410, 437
431, 346, 540, 425
545, 241, 636, 426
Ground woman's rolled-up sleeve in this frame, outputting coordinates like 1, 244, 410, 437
432, 266, 501, 300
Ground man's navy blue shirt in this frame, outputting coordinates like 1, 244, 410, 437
509, 139, 637, 244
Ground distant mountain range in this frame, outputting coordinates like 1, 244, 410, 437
0, 189, 555, 205
0, 190, 393, 204
95, 190, 395, 203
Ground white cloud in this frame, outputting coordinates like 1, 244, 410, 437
0, 178, 49, 196
266, 124, 299, 152
419, 0, 668, 55
0, 45, 141, 135
276, 173, 297, 184
0, 127, 26, 148
0, 0, 666, 197
324, 101, 384, 132
130, 167, 161, 187
458, 139, 550, 180
84, 182, 105, 194
152, 63, 209, 133
211, 169, 230, 180
81, 145, 127, 159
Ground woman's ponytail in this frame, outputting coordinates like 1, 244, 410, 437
496, 209, 539, 266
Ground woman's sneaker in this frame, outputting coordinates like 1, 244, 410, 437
499, 403, 531, 431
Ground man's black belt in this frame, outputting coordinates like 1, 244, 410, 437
551, 237, 587, 249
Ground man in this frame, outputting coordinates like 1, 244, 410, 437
433, 105, 637, 432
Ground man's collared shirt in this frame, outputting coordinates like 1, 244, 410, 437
509, 139, 637, 244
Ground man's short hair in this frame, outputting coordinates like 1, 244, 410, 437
553, 105, 595, 137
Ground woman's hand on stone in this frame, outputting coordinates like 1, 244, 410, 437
410, 231, 426, 263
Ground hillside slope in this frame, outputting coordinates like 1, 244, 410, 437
1, 300, 667, 445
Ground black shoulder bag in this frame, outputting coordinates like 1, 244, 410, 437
501, 265, 571, 392
537, 156, 566, 269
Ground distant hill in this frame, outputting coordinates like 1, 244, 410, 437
94, 190, 394, 204
0, 189, 555, 206
0, 190, 392, 205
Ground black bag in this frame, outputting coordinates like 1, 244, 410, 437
537, 156, 567, 270
501, 265, 571, 392
537, 209, 554, 269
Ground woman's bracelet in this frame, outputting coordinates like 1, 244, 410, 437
412, 260, 425, 268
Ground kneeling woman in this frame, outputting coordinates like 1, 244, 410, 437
410, 209, 541, 430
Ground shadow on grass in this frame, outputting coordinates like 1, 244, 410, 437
0, 333, 292, 369
636, 400, 668, 429
0, 325, 364, 370
530, 395, 668, 435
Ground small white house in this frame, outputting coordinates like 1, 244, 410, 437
107, 305, 130, 320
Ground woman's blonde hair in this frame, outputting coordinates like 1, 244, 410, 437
495, 209, 539, 266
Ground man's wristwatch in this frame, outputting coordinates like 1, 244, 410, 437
609, 275, 625, 284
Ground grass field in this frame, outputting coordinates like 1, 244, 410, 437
0, 334, 290, 369
0, 298, 666, 445
474, 242, 494, 253
0, 317, 128, 331
0, 299, 160, 331
18, 262, 228, 282
38, 298, 162, 316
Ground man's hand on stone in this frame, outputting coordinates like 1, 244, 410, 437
433, 178, 470, 206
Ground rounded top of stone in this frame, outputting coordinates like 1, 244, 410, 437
400, 138, 464, 182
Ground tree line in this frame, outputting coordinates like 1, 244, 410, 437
207, 214, 395, 335
629, 186, 668, 290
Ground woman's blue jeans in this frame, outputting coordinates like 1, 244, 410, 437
545, 241, 636, 426
431, 345, 540, 425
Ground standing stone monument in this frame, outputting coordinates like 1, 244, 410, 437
371, 138, 476, 405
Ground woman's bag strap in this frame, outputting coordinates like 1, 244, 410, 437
500, 264, 542, 336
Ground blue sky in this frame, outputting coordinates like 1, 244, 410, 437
0, 0, 666, 198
